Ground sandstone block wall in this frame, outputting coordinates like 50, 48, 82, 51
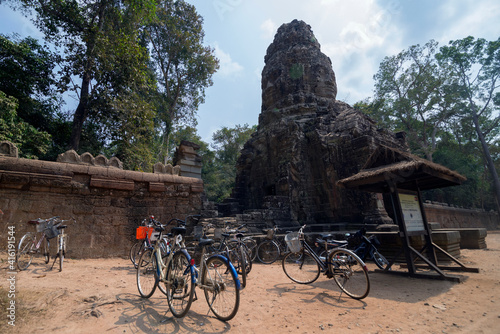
424, 202, 499, 230
0, 153, 203, 258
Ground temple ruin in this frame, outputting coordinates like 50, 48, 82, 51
225, 20, 407, 231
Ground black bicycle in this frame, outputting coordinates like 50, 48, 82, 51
315, 228, 390, 270
282, 225, 370, 300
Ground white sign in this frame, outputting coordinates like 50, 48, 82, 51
399, 193, 425, 232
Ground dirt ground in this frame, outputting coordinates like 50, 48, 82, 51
1, 232, 500, 334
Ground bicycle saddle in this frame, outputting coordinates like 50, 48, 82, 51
199, 238, 214, 246
28, 218, 44, 224
171, 226, 186, 235
56, 224, 67, 230
316, 238, 348, 247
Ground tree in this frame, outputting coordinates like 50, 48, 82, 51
6, 0, 157, 151
437, 37, 500, 211
204, 124, 256, 202
372, 40, 462, 161
0, 34, 61, 132
0, 91, 51, 158
145, 0, 219, 163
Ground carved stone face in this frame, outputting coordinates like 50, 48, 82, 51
261, 20, 337, 112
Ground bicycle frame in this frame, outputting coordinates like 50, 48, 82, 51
31, 231, 48, 251
151, 231, 197, 287
300, 238, 330, 271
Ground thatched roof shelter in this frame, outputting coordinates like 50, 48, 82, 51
337, 145, 466, 193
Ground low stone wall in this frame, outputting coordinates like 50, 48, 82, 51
424, 202, 499, 230
0, 151, 203, 258
373, 230, 462, 263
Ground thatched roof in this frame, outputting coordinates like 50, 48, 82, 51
337, 145, 466, 193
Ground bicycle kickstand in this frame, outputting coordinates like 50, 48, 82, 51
50, 253, 59, 270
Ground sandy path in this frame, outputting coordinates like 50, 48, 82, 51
1, 232, 499, 334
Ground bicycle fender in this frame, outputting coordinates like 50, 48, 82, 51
210, 254, 241, 290
180, 249, 197, 284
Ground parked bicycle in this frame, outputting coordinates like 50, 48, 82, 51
17, 216, 71, 272
347, 228, 391, 270
315, 228, 390, 270
130, 216, 168, 268
187, 223, 251, 289
282, 225, 370, 300
216, 224, 252, 288
219, 222, 258, 262
256, 225, 291, 264
136, 217, 195, 319
191, 233, 241, 321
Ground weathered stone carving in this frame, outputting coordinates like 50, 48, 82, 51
153, 162, 181, 176
0, 141, 18, 158
81, 152, 95, 165
231, 20, 404, 230
95, 154, 109, 167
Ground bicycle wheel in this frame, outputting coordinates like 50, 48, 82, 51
243, 237, 258, 261
17, 233, 35, 271
242, 243, 252, 274
237, 244, 247, 289
227, 240, 252, 275
136, 249, 157, 298
328, 249, 370, 300
129, 241, 144, 268
166, 251, 195, 318
282, 250, 320, 284
202, 256, 240, 321
256, 240, 280, 264
372, 250, 391, 270
43, 237, 50, 264
157, 239, 171, 296
58, 235, 64, 272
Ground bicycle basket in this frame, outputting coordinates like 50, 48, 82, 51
36, 220, 48, 233
136, 226, 154, 240
44, 221, 60, 239
285, 232, 301, 253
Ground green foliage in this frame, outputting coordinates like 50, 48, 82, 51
145, 0, 219, 163
436, 36, 500, 210
372, 40, 463, 161
203, 124, 256, 202
368, 36, 500, 211
0, 91, 51, 158
6, 0, 158, 151
0, 34, 61, 131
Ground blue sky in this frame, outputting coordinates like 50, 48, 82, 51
1, 0, 499, 144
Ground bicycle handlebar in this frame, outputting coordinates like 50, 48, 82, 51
298, 224, 307, 235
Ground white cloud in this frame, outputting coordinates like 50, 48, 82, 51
214, 43, 244, 78
260, 19, 277, 40
437, 0, 500, 42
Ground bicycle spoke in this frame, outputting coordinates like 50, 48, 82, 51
166, 251, 194, 318
329, 249, 370, 299
203, 256, 239, 321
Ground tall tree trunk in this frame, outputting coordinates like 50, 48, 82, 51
70, 73, 91, 151
472, 109, 500, 212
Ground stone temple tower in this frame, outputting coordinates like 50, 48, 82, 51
230, 20, 405, 229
